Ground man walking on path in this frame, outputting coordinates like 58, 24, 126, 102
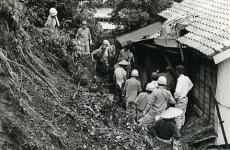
174, 65, 193, 130
113, 60, 129, 108
118, 46, 134, 77
114, 60, 128, 88
138, 76, 175, 127
45, 8, 60, 28
75, 20, 92, 55
91, 40, 110, 77
135, 83, 156, 120
123, 69, 142, 127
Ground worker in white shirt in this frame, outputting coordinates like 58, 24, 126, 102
114, 60, 129, 88
113, 60, 129, 109
174, 65, 193, 130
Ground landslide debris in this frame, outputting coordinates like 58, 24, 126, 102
0, 1, 157, 150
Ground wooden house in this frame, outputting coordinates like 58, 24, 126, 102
158, 0, 230, 145
116, 0, 230, 146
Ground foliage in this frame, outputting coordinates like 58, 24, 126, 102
111, 0, 173, 32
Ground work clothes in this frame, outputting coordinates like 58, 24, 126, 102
114, 83, 126, 109
150, 81, 158, 89
118, 49, 134, 62
45, 15, 60, 28
118, 49, 134, 77
155, 119, 181, 140
174, 74, 193, 99
174, 74, 193, 130
139, 86, 175, 126
76, 27, 92, 54
92, 46, 109, 65
92, 46, 109, 76
175, 97, 188, 130
108, 44, 116, 58
123, 77, 142, 124
123, 77, 142, 103
114, 67, 127, 88
135, 92, 152, 120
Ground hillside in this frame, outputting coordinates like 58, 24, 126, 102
0, 1, 159, 150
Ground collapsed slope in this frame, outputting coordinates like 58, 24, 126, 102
0, 1, 158, 150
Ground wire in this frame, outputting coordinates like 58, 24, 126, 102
217, 101, 230, 111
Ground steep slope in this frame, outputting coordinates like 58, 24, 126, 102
0, 1, 158, 150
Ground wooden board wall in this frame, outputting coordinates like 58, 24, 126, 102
192, 61, 217, 124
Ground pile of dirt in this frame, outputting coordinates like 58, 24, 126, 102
0, 1, 217, 150
0, 1, 158, 150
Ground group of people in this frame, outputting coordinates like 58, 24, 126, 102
45, 7, 194, 144
114, 63, 193, 142
45, 8, 93, 57
90, 39, 134, 79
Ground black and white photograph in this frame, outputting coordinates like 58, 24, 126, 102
0, 0, 230, 149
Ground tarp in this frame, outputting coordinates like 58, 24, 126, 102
116, 22, 162, 47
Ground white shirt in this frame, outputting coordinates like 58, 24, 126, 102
174, 74, 193, 99
114, 67, 127, 88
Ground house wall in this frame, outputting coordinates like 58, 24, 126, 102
215, 58, 230, 145
184, 50, 217, 124
192, 60, 217, 124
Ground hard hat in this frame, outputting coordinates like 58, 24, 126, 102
161, 107, 183, 119
146, 83, 157, 91
157, 76, 167, 85
103, 40, 110, 46
131, 69, 139, 77
49, 8, 58, 16
118, 60, 129, 66
82, 20, 87, 25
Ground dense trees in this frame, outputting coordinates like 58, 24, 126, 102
110, 0, 173, 32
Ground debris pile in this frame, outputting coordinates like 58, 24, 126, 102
0, 1, 157, 150
0, 1, 218, 150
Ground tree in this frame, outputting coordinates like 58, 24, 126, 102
111, 0, 173, 32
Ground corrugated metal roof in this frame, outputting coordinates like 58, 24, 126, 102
116, 22, 162, 47
159, 0, 230, 59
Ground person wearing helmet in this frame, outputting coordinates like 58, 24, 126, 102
135, 82, 156, 120
123, 69, 142, 129
45, 8, 60, 28
91, 40, 110, 76
113, 60, 129, 109
138, 76, 175, 127
76, 20, 92, 55
174, 65, 193, 130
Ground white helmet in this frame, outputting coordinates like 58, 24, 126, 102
131, 69, 139, 77
103, 40, 110, 46
146, 83, 156, 91
49, 8, 58, 16
157, 76, 167, 85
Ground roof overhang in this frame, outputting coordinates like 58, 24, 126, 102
213, 49, 230, 64
116, 22, 162, 47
